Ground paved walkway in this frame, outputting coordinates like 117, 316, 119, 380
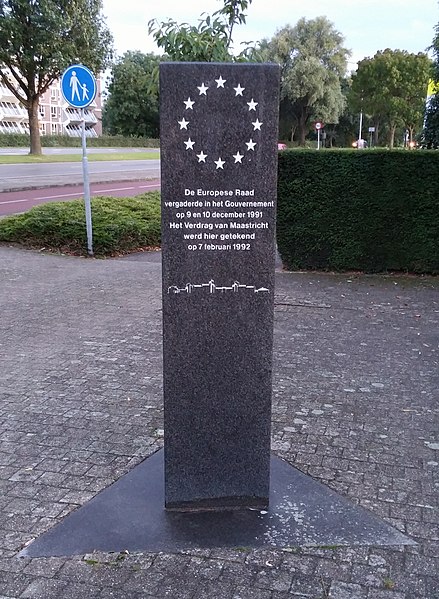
0, 245, 438, 599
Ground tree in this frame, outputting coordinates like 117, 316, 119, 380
423, 20, 439, 148
148, 0, 254, 62
423, 94, 439, 148
0, 0, 113, 154
324, 78, 358, 147
102, 52, 160, 139
400, 52, 432, 143
350, 49, 431, 148
263, 17, 349, 145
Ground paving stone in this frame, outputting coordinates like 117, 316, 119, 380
122, 571, 166, 595
254, 567, 294, 592
220, 561, 259, 587
57, 559, 132, 586
0, 247, 438, 599
279, 553, 317, 575
185, 557, 223, 580
244, 549, 284, 568
191, 581, 234, 599
232, 587, 272, 599
19, 578, 68, 598
314, 559, 352, 582
328, 581, 368, 598
366, 590, 406, 599
209, 549, 248, 563
152, 553, 191, 576
22, 557, 65, 578
0, 573, 34, 597
290, 574, 329, 597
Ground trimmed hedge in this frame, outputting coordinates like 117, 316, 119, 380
277, 150, 439, 274
0, 133, 160, 148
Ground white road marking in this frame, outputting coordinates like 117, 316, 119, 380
0, 182, 161, 205
0, 199, 30, 205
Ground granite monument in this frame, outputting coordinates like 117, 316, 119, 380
160, 62, 280, 511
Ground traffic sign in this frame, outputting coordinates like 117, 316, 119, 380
368, 126, 375, 132
61, 64, 97, 109
314, 122, 324, 130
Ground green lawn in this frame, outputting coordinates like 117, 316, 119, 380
0, 152, 160, 164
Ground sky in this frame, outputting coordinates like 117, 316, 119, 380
102, 0, 438, 69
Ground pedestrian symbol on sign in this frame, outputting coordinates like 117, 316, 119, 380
61, 64, 96, 109
69, 71, 90, 103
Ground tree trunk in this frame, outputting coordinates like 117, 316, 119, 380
374, 121, 379, 146
389, 125, 396, 149
290, 124, 297, 142
298, 112, 307, 146
28, 96, 42, 155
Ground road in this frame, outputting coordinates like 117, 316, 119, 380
0, 179, 161, 217
0, 147, 158, 155
0, 159, 161, 192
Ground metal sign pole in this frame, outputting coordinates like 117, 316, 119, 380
62, 65, 97, 257
317, 128, 320, 150
81, 108, 93, 256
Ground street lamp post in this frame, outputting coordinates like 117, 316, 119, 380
358, 95, 363, 143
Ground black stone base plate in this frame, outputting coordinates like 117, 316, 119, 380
19, 450, 414, 557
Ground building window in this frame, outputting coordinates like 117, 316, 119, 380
51, 123, 57, 134
39, 106, 45, 118
51, 106, 57, 118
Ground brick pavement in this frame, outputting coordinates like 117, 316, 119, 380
0, 245, 438, 598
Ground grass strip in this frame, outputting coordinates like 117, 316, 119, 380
0, 152, 160, 164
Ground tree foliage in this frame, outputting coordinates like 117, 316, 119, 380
0, 0, 113, 154
102, 52, 160, 139
350, 49, 431, 148
423, 95, 439, 148
262, 17, 349, 145
423, 20, 439, 148
148, 0, 255, 62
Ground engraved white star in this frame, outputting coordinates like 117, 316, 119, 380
215, 75, 226, 88
177, 79, 263, 169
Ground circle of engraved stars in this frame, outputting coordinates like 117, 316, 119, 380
177, 75, 262, 170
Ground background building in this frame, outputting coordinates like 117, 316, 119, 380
0, 76, 102, 137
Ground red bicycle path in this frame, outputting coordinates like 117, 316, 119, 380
0, 179, 161, 217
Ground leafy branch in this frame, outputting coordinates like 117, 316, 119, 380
148, 0, 254, 62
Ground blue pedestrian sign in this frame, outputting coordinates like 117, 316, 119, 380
61, 64, 97, 109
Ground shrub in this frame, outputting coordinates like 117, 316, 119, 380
0, 134, 160, 148
0, 193, 161, 257
277, 150, 439, 274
